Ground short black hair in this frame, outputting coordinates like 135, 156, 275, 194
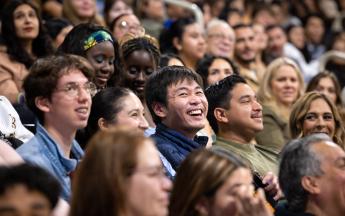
205, 74, 246, 133
0, 163, 60, 209
145, 66, 203, 124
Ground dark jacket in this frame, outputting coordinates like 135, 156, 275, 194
151, 123, 207, 170
275, 201, 315, 216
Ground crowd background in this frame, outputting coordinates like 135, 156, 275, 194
1, 0, 345, 216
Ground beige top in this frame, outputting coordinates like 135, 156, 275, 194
0, 46, 29, 103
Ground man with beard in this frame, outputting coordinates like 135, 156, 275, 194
233, 24, 264, 92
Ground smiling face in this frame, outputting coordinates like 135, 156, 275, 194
158, 79, 208, 139
302, 98, 335, 138
13, 4, 39, 41
234, 26, 256, 65
127, 140, 172, 216
85, 41, 115, 89
207, 24, 235, 58
43, 69, 92, 131
270, 65, 300, 106
207, 58, 234, 86
106, 92, 149, 132
222, 83, 263, 138
123, 50, 155, 99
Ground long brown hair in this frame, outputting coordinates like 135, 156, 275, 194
70, 127, 150, 216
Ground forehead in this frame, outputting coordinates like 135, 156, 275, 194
167, 78, 201, 92
136, 140, 160, 166
235, 27, 254, 37
14, 4, 34, 13
87, 41, 115, 55
119, 14, 140, 24
231, 83, 255, 99
126, 50, 154, 66
184, 23, 203, 34
307, 98, 331, 111
312, 141, 345, 162
57, 69, 89, 85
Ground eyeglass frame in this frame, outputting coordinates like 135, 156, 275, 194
54, 81, 97, 98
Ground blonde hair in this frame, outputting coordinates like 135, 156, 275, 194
63, 0, 105, 26
257, 57, 304, 121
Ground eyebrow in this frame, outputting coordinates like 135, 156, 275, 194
0, 206, 16, 213
239, 95, 253, 100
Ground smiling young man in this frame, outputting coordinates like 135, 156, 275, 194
205, 74, 281, 203
145, 66, 208, 176
16, 54, 96, 201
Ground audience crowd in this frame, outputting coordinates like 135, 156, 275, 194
1, 0, 345, 215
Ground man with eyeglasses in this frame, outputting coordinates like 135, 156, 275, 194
17, 54, 96, 201
206, 19, 235, 59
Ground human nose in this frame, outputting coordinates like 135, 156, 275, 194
139, 114, 149, 130
77, 85, 92, 101
253, 100, 262, 111
137, 71, 145, 81
316, 115, 326, 127
161, 175, 172, 191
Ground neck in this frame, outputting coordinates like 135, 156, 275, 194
21, 40, 34, 57
235, 58, 253, 70
44, 122, 76, 158
218, 127, 253, 144
305, 199, 344, 216
179, 52, 197, 71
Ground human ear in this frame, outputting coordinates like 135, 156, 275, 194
35, 97, 50, 113
214, 107, 229, 123
98, 118, 109, 130
195, 197, 211, 216
172, 37, 183, 51
301, 176, 321, 194
152, 102, 168, 119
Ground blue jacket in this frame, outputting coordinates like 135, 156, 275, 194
151, 123, 208, 172
16, 123, 84, 201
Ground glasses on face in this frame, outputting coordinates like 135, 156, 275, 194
208, 33, 234, 42
55, 81, 97, 98
117, 20, 145, 36
133, 165, 167, 179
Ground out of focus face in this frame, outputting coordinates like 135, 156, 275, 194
234, 26, 256, 64
267, 27, 287, 57
108, 0, 132, 23
71, 0, 95, 19
207, 58, 234, 86
207, 24, 235, 58
123, 50, 155, 99
0, 184, 51, 216
305, 16, 324, 44
13, 4, 39, 41
177, 23, 206, 62
86, 41, 115, 89
142, 0, 165, 20
107, 92, 149, 132
127, 140, 172, 216
270, 65, 300, 106
288, 26, 305, 50
314, 77, 337, 104
204, 168, 253, 216
302, 98, 335, 138
112, 14, 143, 41
253, 24, 268, 51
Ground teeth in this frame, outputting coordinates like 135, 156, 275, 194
188, 110, 202, 115
76, 108, 87, 113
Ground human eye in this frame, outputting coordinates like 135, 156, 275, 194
195, 90, 204, 96
29, 11, 37, 18
94, 55, 105, 64
209, 69, 219, 76
305, 113, 317, 121
14, 12, 24, 19
128, 67, 138, 75
130, 111, 139, 118
323, 113, 334, 121
177, 91, 188, 97
145, 68, 154, 76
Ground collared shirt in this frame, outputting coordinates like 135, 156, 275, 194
151, 123, 208, 176
16, 123, 84, 201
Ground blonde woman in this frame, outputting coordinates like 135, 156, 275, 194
255, 57, 304, 153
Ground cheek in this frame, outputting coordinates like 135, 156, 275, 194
213, 196, 238, 215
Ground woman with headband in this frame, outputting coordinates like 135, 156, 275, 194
58, 23, 121, 89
